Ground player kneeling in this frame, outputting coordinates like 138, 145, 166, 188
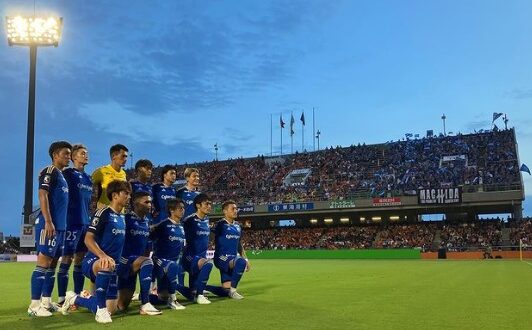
116, 191, 161, 315
206, 200, 250, 300
61, 180, 130, 324
149, 198, 188, 310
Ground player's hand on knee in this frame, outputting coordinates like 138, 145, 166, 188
100, 256, 115, 271
245, 259, 251, 272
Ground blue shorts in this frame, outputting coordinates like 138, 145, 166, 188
82, 255, 118, 299
214, 255, 237, 283
182, 255, 203, 275
62, 226, 88, 256
35, 226, 65, 258
116, 255, 140, 291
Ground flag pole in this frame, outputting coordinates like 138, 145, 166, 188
280, 113, 283, 156
312, 107, 315, 151
301, 111, 305, 152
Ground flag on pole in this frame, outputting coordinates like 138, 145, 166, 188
300, 112, 306, 125
492, 112, 503, 123
520, 164, 531, 175
280, 115, 285, 128
290, 114, 295, 136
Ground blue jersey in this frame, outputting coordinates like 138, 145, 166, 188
182, 213, 211, 259
130, 180, 153, 196
63, 167, 92, 228
214, 219, 242, 257
35, 165, 69, 231
150, 218, 186, 262
121, 212, 150, 258
86, 207, 126, 262
152, 183, 177, 224
176, 186, 200, 218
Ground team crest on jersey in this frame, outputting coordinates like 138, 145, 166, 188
91, 217, 100, 226
43, 175, 51, 184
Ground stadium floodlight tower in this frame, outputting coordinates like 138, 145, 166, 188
5, 15, 63, 225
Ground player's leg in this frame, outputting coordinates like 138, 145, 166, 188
227, 257, 247, 299
40, 231, 65, 311
206, 256, 232, 298
57, 228, 81, 305
165, 261, 186, 309
29, 240, 54, 317
72, 227, 88, 295
130, 256, 161, 315
192, 257, 213, 304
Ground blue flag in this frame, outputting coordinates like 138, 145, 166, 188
520, 164, 531, 175
300, 112, 305, 125
280, 115, 285, 128
492, 112, 503, 123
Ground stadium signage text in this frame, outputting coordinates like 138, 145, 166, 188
372, 197, 402, 207
418, 187, 462, 204
238, 205, 255, 214
20, 224, 35, 247
268, 203, 314, 213
329, 200, 356, 209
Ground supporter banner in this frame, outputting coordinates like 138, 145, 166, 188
329, 200, 356, 209
20, 225, 35, 247
418, 187, 462, 204
268, 202, 314, 213
372, 197, 402, 207
238, 205, 255, 214
442, 155, 466, 162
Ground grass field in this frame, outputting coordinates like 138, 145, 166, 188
0, 259, 531, 329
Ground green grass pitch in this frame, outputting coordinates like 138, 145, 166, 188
0, 259, 531, 329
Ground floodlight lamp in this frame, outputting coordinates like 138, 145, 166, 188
6, 16, 62, 46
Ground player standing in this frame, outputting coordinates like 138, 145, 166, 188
176, 167, 200, 218
182, 193, 214, 304
28, 141, 72, 317
130, 159, 153, 196
206, 200, 250, 300
61, 180, 131, 324
152, 165, 177, 224
92, 144, 128, 209
57, 144, 93, 307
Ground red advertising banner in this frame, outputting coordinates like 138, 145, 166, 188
372, 197, 402, 207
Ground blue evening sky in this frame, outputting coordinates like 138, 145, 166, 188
1, 0, 531, 236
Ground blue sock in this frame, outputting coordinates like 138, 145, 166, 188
30, 266, 48, 300
166, 263, 179, 295
41, 266, 57, 298
195, 262, 213, 295
95, 271, 112, 309
205, 285, 229, 297
73, 264, 84, 294
139, 259, 154, 305
231, 258, 247, 288
75, 296, 97, 314
57, 262, 71, 300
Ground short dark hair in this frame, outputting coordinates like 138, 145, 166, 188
222, 200, 237, 211
135, 159, 153, 171
49, 141, 72, 160
193, 193, 211, 211
166, 197, 184, 215
71, 144, 87, 160
106, 180, 131, 201
131, 190, 150, 203
109, 144, 128, 158
161, 164, 176, 181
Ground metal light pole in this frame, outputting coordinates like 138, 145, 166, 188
6, 16, 63, 225
316, 130, 321, 151
441, 114, 446, 136
214, 143, 218, 161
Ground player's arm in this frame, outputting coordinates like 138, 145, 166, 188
38, 189, 55, 238
85, 215, 115, 270
38, 169, 56, 238
238, 237, 250, 271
